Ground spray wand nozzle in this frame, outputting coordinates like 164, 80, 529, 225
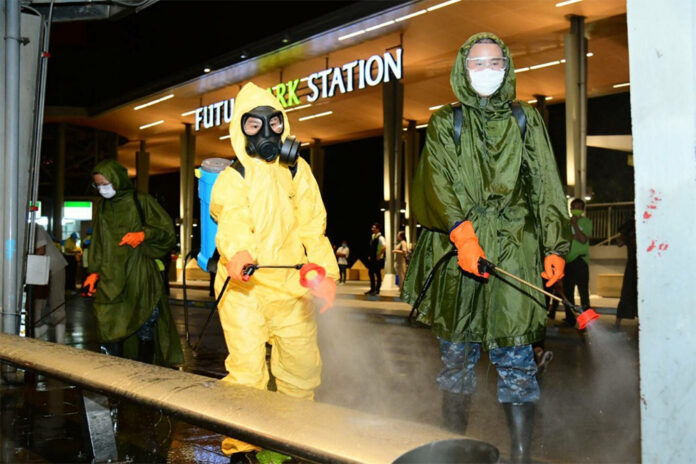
477, 258, 599, 330
241, 263, 327, 289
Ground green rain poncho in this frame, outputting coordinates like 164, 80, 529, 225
401, 33, 570, 349
89, 160, 183, 366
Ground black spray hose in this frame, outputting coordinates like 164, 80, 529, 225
408, 249, 457, 324
182, 250, 196, 347
191, 276, 229, 353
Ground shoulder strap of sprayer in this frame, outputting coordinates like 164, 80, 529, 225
230, 159, 298, 179
132, 191, 146, 228
451, 100, 526, 148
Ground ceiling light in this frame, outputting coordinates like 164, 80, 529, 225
181, 109, 197, 117
416, 123, 428, 129
530, 60, 561, 70
429, 104, 444, 111
584, 195, 592, 201
298, 111, 333, 122
139, 120, 164, 130
613, 82, 630, 88
338, 30, 366, 41
555, 0, 582, 6
203, 67, 211, 73
300, 142, 310, 147
527, 99, 537, 104
365, 20, 395, 32
240, 50, 248, 59
427, 0, 461, 12
395, 9, 427, 22
515, 67, 530, 73
285, 103, 312, 113
133, 94, 174, 111
219, 134, 231, 140
586, 52, 594, 57
546, 96, 553, 101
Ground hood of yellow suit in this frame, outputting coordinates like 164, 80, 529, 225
228, 82, 291, 172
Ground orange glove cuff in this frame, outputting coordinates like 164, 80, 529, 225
119, 231, 145, 248
226, 250, 255, 282
541, 254, 565, 287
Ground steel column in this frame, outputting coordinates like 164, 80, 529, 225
403, 120, 419, 244
179, 124, 195, 262
3, 0, 21, 334
310, 138, 324, 194
564, 15, 588, 198
136, 139, 150, 194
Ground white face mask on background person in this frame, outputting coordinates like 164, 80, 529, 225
468, 68, 505, 97
98, 183, 116, 199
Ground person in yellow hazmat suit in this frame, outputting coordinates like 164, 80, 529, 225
209, 82, 339, 461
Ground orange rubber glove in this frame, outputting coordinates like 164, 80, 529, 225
119, 231, 145, 248
82, 273, 99, 296
541, 254, 565, 288
449, 221, 488, 278
225, 250, 255, 282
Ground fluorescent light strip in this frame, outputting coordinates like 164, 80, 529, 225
139, 120, 164, 130
429, 104, 444, 111
515, 67, 530, 73
300, 142, 310, 147
427, 0, 461, 11
527, 96, 554, 104
181, 109, 197, 117
416, 123, 428, 129
395, 9, 427, 22
134, 94, 174, 111
338, 30, 366, 41
298, 111, 333, 122
219, 135, 231, 140
586, 52, 594, 57
365, 20, 395, 32
530, 60, 561, 70
285, 103, 312, 113
556, 0, 582, 6
613, 82, 630, 88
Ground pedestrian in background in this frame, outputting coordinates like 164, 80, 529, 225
336, 240, 350, 284
392, 231, 409, 289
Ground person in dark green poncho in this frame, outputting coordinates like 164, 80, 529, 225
83, 159, 183, 367
401, 33, 570, 463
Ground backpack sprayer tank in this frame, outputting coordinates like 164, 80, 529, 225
196, 158, 231, 272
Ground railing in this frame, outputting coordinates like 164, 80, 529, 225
0, 334, 466, 463
585, 202, 635, 245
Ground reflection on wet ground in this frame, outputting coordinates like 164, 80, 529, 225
0, 287, 640, 463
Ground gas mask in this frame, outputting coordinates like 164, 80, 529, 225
241, 106, 300, 166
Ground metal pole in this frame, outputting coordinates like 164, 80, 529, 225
53, 123, 66, 240
564, 15, 587, 198
3, 0, 21, 334
179, 124, 195, 261
136, 139, 150, 193
310, 138, 324, 194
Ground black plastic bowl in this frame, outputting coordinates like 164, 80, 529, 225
393, 438, 499, 464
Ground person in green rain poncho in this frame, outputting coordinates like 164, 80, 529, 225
401, 33, 570, 464
83, 159, 183, 367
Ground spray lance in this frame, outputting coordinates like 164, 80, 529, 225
409, 250, 599, 330
192, 262, 334, 353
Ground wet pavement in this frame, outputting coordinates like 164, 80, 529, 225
0, 282, 640, 463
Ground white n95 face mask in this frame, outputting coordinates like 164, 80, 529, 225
468, 68, 505, 97
98, 183, 116, 199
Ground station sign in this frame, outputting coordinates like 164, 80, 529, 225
194, 48, 403, 131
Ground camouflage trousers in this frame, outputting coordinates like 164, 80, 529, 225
437, 340, 540, 403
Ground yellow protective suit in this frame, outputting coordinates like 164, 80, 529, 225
210, 82, 339, 455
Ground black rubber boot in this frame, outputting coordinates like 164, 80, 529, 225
441, 391, 472, 434
502, 402, 535, 464
138, 339, 155, 364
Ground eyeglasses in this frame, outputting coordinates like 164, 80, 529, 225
466, 57, 508, 72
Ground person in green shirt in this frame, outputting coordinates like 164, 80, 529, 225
559, 198, 593, 327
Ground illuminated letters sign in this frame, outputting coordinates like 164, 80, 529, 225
194, 47, 402, 131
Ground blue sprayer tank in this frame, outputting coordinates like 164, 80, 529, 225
197, 157, 232, 272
